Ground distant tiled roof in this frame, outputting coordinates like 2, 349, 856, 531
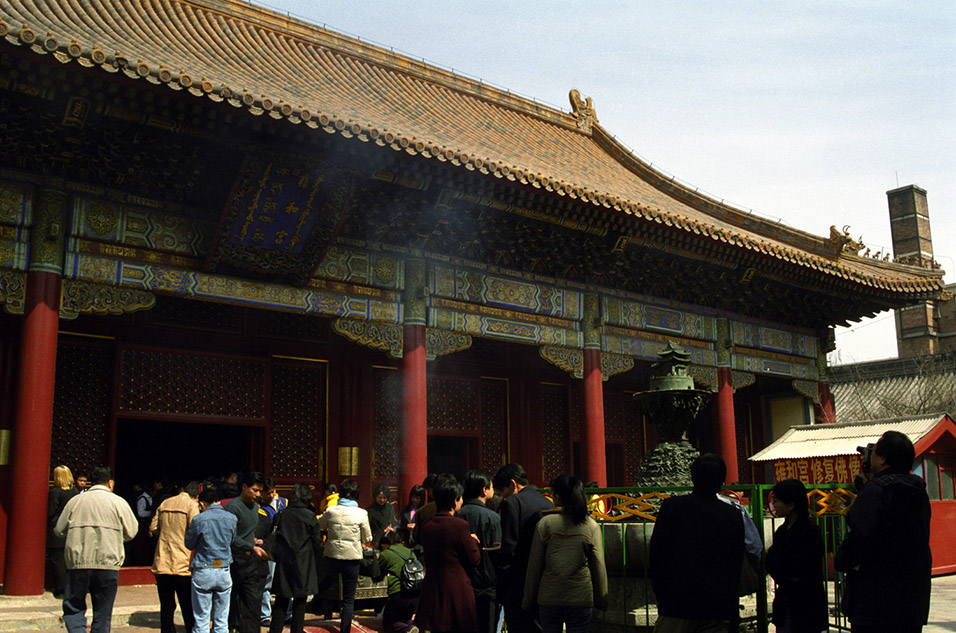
0, 0, 945, 298
830, 353, 956, 422
750, 413, 947, 461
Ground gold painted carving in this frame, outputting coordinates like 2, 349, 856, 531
540, 346, 584, 378
372, 255, 397, 285
333, 318, 473, 361
0, 182, 25, 224
601, 353, 634, 381
0, 269, 25, 314
85, 202, 119, 237
541, 347, 633, 381
332, 318, 403, 358
792, 379, 821, 404
59, 280, 156, 320
687, 366, 718, 393
569, 89, 598, 132
425, 329, 472, 361
731, 371, 756, 392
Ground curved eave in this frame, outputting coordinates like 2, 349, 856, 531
0, 3, 946, 301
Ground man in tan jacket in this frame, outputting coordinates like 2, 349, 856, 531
150, 481, 200, 633
55, 466, 138, 633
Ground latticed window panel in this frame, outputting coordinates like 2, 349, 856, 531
604, 392, 625, 440
52, 344, 112, 478
480, 379, 507, 470
541, 384, 569, 482
623, 396, 645, 485
569, 388, 581, 438
427, 376, 480, 432
271, 363, 324, 478
118, 348, 265, 418
147, 296, 244, 333
373, 369, 401, 480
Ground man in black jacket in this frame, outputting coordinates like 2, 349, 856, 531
493, 463, 553, 633
649, 454, 744, 633
459, 469, 502, 633
835, 430, 932, 633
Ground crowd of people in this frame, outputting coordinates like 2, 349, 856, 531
47, 429, 933, 633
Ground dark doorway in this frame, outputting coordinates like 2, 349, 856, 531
427, 435, 479, 479
114, 418, 261, 497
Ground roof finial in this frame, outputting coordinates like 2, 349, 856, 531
569, 89, 597, 132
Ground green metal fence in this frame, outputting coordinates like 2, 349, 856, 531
560, 483, 856, 633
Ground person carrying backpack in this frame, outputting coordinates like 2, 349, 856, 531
378, 528, 422, 633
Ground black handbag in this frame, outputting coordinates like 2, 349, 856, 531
359, 548, 381, 579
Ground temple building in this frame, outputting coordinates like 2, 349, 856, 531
0, 0, 946, 593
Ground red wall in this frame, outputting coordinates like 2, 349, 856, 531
930, 500, 956, 576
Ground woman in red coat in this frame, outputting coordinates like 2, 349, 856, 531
416, 474, 481, 633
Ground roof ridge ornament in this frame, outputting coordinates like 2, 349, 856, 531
825, 224, 864, 257
569, 89, 598, 132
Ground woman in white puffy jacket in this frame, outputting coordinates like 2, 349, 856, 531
314, 479, 372, 633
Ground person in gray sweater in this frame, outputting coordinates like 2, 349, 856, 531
522, 475, 607, 633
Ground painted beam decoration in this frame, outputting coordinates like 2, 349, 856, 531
431, 263, 583, 320
71, 199, 209, 257
0, 269, 25, 313
67, 254, 402, 323
604, 296, 717, 341
59, 279, 155, 320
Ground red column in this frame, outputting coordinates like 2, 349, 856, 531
818, 381, 836, 424
713, 367, 739, 484
581, 349, 607, 487
399, 324, 427, 503
3, 271, 61, 595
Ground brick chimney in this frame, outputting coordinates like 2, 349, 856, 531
888, 185, 938, 357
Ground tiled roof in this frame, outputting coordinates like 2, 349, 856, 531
0, 0, 945, 298
830, 353, 956, 422
750, 413, 947, 461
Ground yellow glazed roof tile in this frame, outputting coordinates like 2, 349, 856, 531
0, 0, 946, 298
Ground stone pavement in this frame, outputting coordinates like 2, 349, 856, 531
0, 584, 384, 633
1, 575, 954, 632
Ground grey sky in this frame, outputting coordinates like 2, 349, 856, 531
253, 1, 955, 364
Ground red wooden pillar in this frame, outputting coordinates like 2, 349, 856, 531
4, 186, 68, 594
818, 381, 836, 424
581, 348, 607, 486
400, 324, 427, 503
399, 260, 428, 503
713, 367, 739, 484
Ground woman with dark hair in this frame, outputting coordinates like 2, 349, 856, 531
399, 485, 425, 532
416, 474, 481, 633
269, 483, 322, 633
378, 528, 420, 633
522, 475, 607, 633
765, 478, 828, 633
367, 484, 398, 548
314, 478, 372, 633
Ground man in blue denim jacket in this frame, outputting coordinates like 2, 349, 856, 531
185, 483, 238, 633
